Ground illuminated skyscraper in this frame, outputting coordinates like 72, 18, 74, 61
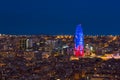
74, 24, 84, 57
26, 39, 33, 49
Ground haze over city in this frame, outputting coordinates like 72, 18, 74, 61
0, 0, 120, 35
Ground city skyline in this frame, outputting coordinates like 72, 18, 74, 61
0, 0, 120, 35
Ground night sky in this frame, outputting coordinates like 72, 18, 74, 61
0, 0, 120, 35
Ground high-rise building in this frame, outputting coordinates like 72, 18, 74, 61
26, 39, 33, 49
19, 39, 26, 51
74, 24, 84, 57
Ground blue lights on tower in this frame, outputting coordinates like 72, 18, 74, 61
74, 24, 84, 57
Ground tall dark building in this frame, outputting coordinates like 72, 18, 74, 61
19, 39, 27, 51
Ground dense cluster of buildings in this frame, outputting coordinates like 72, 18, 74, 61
0, 34, 120, 80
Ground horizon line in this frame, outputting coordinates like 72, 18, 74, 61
0, 33, 120, 36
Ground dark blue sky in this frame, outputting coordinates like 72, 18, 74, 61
0, 0, 120, 35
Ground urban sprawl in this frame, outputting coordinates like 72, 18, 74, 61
0, 34, 120, 80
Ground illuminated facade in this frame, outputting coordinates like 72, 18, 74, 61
74, 24, 84, 57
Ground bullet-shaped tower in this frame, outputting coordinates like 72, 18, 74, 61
74, 24, 84, 57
